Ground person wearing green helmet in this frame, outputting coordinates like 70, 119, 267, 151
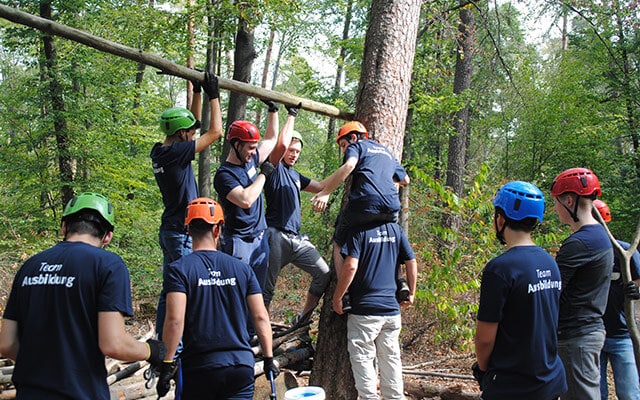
262, 105, 331, 325
0, 192, 166, 399
151, 72, 223, 342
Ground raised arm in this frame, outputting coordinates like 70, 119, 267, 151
268, 103, 301, 165
258, 100, 279, 165
194, 72, 223, 154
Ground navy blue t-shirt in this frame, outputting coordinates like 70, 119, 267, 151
344, 140, 407, 215
151, 141, 197, 231
264, 162, 311, 234
164, 250, 262, 371
477, 246, 566, 400
556, 223, 613, 339
342, 222, 414, 316
214, 151, 267, 238
603, 240, 640, 338
3, 241, 133, 400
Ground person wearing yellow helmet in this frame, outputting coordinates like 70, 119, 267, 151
151, 72, 223, 343
0, 193, 166, 399
262, 104, 330, 325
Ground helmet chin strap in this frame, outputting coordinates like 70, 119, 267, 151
232, 141, 245, 164
562, 194, 580, 222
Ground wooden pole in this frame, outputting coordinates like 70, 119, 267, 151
0, 4, 354, 121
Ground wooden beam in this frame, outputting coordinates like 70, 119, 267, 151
0, 4, 355, 121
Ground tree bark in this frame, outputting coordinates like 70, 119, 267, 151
442, 0, 475, 233
312, 0, 421, 398
221, 13, 256, 160
39, 0, 74, 206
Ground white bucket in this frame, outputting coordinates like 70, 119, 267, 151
283, 386, 325, 400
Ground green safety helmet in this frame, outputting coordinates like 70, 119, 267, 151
291, 130, 304, 148
62, 192, 115, 231
159, 107, 200, 136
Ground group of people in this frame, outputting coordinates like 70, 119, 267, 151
0, 72, 418, 400
474, 168, 640, 400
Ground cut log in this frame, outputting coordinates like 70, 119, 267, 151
0, 4, 354, 121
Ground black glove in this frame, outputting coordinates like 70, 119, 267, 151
203, 71, 220, 99
263, 357, 280, 381
156, 360, 177, 399
262, 99, 279, 113
260, 161, 276, 178
471, 362, 485, 388
145, 339, 166, 369
285, 102, 302, 117
191, 79, 201, 93
624, 281, 640, 300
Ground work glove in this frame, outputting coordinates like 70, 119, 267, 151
624, 281, 640, 300
203, 71, 220, 99
262, 99, 279, 113
471, 362, 485, 388
156, 360, 178, 399
263, 357, 280, 381
260, 161, 276, 178
145, 339, 166, 369
191, 79, 201, 94
285, 102, 302, 117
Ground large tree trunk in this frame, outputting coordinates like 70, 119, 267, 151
40, 0, 74, 207
442, 0, 474, 233
311, 0, 421, 398
221, 14, 256, 161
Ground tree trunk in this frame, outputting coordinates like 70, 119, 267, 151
442, 0, 474, 232
312, 0, 421, 398
40, 0, 74, 206
255, 28, 275, 128
221, 14, 256, 161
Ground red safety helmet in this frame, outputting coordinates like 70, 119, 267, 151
550, 167, 602, 197
185, 197, 225, 226
227, 120, 260, 143
593, 199, 612, 222
336, 121, 368, 143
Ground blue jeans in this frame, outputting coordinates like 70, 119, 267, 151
600, 336, 640, 400
220, 230, 269, 290
156, 230, 192, 341
558, 329, 605, 400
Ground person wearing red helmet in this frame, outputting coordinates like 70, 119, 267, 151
310, 121, 410, 286
155, 198, 279, 399
213, 100, 280, 292
593, 200, 640, 400
151, 72, 224, 342
550, 167, 613, 400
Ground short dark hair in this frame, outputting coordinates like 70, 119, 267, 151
495, 208, 538, 233
63, 211, 110, 238
188, 219, 221, 239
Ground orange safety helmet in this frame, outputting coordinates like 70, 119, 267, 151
593, 199, 612, 222
550, 167, 602, 197
336, 121, 368, 143
185, 197, 225, 226
227, 120, 260, 143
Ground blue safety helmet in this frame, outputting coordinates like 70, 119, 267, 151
493, 181, 545, 222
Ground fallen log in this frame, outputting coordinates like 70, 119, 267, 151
254, 347, 314, 377
107, 361, 145, 385
0, 4, 354, 121
402, 369, 475, 381
252, 325, 311, 356
109, 380, 156, 400
404, 379, 480, 400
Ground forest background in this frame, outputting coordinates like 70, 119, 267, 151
0, 0, 639, 353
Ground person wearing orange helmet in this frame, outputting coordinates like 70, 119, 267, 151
151, 72, 224, 342
310, 121, 409, 283
156, 198, 278, 399
593, 200, 640, 400
550, 167, 613, 400
213, 100, 280, 291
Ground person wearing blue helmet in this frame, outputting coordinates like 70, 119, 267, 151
473, 181, 567, 400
